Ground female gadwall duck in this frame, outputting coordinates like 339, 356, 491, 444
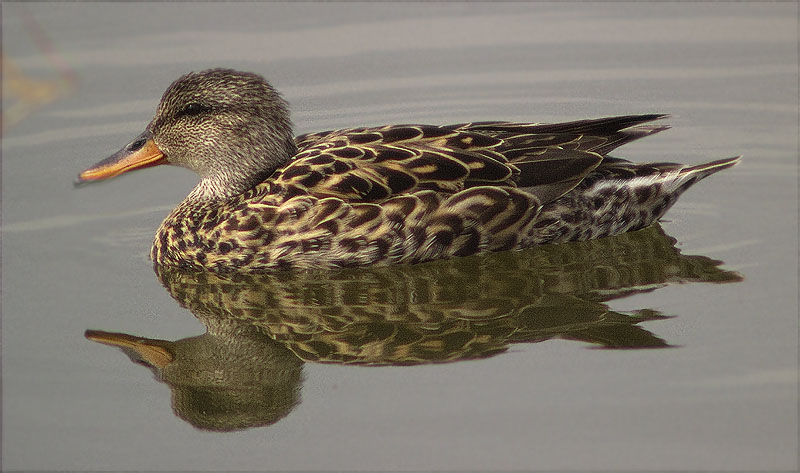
78, 69, 739, 272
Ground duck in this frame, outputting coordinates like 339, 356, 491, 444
77, 68, 740, 272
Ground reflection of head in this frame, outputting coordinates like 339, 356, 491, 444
86, 325, 303, 432
164, 329, 303, 431
170, 379, 300, 432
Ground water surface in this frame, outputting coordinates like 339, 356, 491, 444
2, 3, 797, 471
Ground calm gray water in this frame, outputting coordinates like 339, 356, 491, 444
2, 3, 797, 471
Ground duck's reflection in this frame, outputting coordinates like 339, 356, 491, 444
86, 224, 741, 431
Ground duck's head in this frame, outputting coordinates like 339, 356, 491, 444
77, 69, 297, 199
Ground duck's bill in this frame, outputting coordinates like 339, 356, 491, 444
76, 130, 166, 185
85, 329, 174, 368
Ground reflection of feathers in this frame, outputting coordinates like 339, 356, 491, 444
86, 225, 741, 431
156, 224, 741, 363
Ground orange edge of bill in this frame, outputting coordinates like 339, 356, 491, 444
79, 138, 166, 182
85, 330, 174, 367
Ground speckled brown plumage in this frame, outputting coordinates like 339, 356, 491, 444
78, 69, 740, 272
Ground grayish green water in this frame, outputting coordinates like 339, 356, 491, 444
2, 3, 797, 471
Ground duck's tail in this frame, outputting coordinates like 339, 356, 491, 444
636, 155, 742, 228
668, 155, 741, 195
530, 156, 741, 245
679, 156, 741, 179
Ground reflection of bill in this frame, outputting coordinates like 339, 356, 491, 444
3, 6, 78, 129
86, 224, 741, 431
86, 327, 302, 432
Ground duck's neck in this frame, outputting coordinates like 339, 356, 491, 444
187, 140, 297, 201
187, 179, 242, 202
187, 168, 275, 202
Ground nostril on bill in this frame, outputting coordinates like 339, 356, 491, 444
128, 138, 146, 151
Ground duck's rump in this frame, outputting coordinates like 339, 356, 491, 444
532, 156, 740, 244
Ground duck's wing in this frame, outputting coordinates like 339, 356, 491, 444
281, 115, 668, 204
454, 113, 669, 157
282, 125, 520, 200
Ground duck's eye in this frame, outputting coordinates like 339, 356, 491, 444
179, 102, 209, 117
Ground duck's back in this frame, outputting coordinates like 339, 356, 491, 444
277, 114, 671, 201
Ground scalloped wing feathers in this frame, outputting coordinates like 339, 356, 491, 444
279, 117, 656, 205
